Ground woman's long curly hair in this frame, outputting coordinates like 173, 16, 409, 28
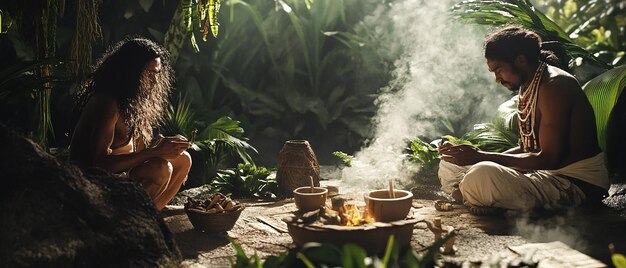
75, 37, 173, 143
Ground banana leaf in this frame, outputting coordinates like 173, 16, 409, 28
583, 64, 626, 151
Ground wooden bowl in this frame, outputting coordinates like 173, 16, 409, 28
293, 187, 328, 212
364, 190, 413, 222
185, 205, 244, 232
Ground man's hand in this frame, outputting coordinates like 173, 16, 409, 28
437, 141, 454, 155
439, 144, 482, 166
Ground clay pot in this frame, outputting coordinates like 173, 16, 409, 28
277, 140, 320, 197
293, 187, 328, 212
364, 190, 413, 222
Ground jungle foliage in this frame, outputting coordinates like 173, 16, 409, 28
162, 95, 258, 184
211, 163, 277, 199
175, 0, 396, 154
228, 233, 541, 268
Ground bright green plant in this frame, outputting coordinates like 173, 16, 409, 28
464, 116, 518, 153
530, 0, 625, 67
212, 163, 277, 199
197, 116, 257, 163
406, 136, 474, 162
582, 65, 626, 151
332, 151, 353, 167
192, 116, 258, 182
405, 137, 439, 167
0, 9, 8, 34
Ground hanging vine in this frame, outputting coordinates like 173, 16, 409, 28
36, 0, 65, 148
70, 0, 102, 78
164, 0, 221, 63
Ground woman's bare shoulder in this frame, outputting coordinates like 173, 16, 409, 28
86, 93, 118, 106
83, 93, 120, 116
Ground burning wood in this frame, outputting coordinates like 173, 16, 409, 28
288, 196, 374, 227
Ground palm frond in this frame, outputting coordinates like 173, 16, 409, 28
451, 0, 610, 69
465, 116, 518, 152
162, 94, 196, 137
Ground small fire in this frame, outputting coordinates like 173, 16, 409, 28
344, 204, 373, 226
330, 203, 374, 226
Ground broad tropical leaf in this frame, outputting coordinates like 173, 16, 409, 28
583, 64, 626, 151
198, 116, 257, 165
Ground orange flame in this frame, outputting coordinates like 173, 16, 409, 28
343, 204, 375, 226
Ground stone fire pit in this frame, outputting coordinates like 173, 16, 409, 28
284, 217, 419, 254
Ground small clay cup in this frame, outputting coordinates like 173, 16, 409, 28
293, 187, 328, 212
364, 189, 413, 222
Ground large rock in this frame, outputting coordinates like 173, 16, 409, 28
0, 124, 181, 267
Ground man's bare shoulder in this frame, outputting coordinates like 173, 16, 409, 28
542, 66, 582, 95
536, 66, 584, 111
546, 65, 580, 85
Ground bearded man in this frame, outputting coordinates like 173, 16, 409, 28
70, 37, 191, 210
438, 26, 609, 214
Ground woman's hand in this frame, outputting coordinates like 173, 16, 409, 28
151, 134, 190, 160
438, 144, 482, 166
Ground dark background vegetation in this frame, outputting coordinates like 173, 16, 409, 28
1, 0, 624, 190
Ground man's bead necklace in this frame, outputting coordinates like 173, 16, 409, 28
517, 62, 547, 152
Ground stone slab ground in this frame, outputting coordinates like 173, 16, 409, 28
163, 183, 626, 267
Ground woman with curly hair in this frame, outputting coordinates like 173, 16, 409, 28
70, 37, 191, 210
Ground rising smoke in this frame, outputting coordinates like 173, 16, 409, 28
340, 0, 509, 192
512, 209, 590, 253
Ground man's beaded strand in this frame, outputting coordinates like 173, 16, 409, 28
518, 62, 547, 152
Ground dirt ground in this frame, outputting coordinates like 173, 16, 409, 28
163, 181, 626, 267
